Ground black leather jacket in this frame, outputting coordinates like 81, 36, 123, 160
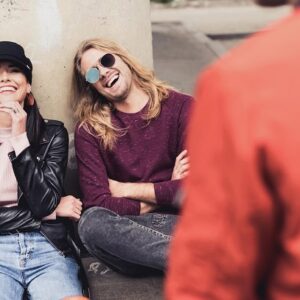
0, 120, 71, 253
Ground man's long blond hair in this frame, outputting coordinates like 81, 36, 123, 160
72, 38, 171, 150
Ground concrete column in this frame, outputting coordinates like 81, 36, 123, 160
0, 0, 153, 131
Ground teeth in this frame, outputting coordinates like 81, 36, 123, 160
106, 74, 119, 88
0, 86, 16, 92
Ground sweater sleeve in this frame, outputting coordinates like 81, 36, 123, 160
75, 125, 140, 216
9, 132, 30, 156
154, 95, 193, 206
154, 178, 180, 206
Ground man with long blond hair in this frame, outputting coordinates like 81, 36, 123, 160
72, 38, 193, 274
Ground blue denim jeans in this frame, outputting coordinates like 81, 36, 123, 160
0, 231, 82, 300
78, 207, 177, 275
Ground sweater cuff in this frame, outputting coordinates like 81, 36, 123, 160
154, 180, 180, 206
9, 132, 30, 157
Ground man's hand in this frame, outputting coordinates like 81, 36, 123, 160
108, 179, 156, 203
172, 149, 190, 180
0, 101, 27, 136
55, 195, 82, 221
140, 202, 157, 215
108, 179, 127, 197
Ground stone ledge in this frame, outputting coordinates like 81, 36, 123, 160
81, 256, 164, 300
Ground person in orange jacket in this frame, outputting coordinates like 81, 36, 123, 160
166, 0, 300, 299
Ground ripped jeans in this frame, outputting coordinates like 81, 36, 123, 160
78, 207, 177, 275
0, 231, 82, 300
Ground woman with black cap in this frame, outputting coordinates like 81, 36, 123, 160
0, 41, 83, 299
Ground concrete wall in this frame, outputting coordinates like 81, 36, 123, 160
0, 0, 153, 131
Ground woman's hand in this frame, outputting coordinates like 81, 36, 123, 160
172, 149, 190, 180
55, 195, 82, 221
0, 101, 27, 136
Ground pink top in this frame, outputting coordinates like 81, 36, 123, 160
0, 128, 29, 206
0, 128, 56, 219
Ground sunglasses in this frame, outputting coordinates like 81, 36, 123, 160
85, 53, 116, 84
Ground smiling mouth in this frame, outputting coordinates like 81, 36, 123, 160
105, 74, 119, 88
0, 86, 17, 93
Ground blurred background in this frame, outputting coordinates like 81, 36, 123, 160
0, 0, 290, 128
151, 0, 290, 94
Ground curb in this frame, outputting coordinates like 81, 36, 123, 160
152, 21, 229, 58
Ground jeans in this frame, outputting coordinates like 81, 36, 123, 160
78, 207, 177, 275
0, 231, 82, 300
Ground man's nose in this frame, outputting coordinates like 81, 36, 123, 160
97, 65, 109, 79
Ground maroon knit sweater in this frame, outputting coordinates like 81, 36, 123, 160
75, 90, 193, 215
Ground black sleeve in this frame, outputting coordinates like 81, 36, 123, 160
10, 126, 69, 219
0, 206, 40, 233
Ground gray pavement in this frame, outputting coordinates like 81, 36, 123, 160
152, 22, 217, 94
151, 3, 291, 94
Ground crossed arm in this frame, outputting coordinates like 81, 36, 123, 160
108, 149, 189, 213
75, 94, 192, 216
75, 125, 190, 215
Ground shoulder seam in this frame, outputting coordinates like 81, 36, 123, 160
44, 119, 64, 126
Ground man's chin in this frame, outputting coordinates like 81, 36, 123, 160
255, 0, 289, 6
106, 92, 129, 104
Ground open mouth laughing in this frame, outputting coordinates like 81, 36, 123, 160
0, 85, 17, 93
105, 73, 120, 88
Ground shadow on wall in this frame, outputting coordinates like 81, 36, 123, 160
65, 133, 81, 198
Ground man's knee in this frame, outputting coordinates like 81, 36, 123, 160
78, 207, 118, 245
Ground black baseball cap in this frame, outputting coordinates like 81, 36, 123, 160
0, 41, 33, 83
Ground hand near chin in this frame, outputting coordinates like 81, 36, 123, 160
0, 101, 27, 136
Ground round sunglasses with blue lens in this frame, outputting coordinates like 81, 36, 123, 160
85, 67, 100, 84
85, 53, 116, 84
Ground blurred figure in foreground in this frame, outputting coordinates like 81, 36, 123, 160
166, 0, 300, 299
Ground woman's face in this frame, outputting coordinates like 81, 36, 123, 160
0, 61, 31, 106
